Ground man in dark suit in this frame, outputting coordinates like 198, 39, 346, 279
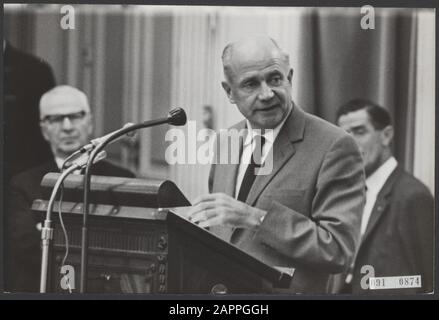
188, 36, 366, 293
4, 41, 55, 179
3, 42, 57, 291
336, 99, 434, 294
5, 85, 134, 292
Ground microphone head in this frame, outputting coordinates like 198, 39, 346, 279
168, 107, 187, 126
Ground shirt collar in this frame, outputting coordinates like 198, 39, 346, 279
244, 104, 293, 146
54, 156, 65, 170
366, 156, 398, 194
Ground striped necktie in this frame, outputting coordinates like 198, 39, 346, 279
237, 135, 266, 203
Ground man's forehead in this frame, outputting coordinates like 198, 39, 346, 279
228, 47, 288, 82
338, 109, 371, 127
41, 92, 89, 116
231, 38, 284, 66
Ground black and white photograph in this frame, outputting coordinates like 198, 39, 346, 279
1, 2, 436, 298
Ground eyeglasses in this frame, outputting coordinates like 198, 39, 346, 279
41, 111, 87, 125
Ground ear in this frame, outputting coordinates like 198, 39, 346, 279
87, 113, 93, 136
221, 81, 235, 104
287, 68, 293, 84
381, 125, 394, 147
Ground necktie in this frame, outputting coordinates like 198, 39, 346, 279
211, 135, 266, 243
237, 135, 266, 203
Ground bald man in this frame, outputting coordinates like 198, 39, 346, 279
188, 36, 366, 293
5, 85, 134, 292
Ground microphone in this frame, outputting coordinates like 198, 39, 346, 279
80, 123, 136, 153
79, 107, 185, 153
79, 107, 187, 292
168, 107, 187, 126
90, 107, 187, 151
61, 123, 135, 171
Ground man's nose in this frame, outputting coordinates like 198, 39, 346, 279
258, 82, 274, 101
61, 117, 74, 130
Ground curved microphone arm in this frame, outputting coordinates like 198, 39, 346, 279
61, 149, 83, 172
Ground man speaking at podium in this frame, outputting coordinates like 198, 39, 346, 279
5, 85, 134, 292
188, 36, 366, 293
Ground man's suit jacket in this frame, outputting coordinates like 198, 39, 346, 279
5, 159, 135, 292
209, 104, 366, 293
4, 42, 55, 179
350, 166, 434, 294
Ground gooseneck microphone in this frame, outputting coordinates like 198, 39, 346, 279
62, 108, 186, 171
79, 107, 187, 293
61, 123, 135, 171
87, 123, 136, 151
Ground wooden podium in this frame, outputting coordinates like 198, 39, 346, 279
32, 173, 292, 294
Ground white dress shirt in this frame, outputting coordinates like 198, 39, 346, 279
55, 157, 66, 170
235, 107, 292, 198
361, 156, 398, 236
345, 156, 398, 284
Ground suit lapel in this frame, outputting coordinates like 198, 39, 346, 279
360, 166, 403, 245
210, 124, 245, 241
230, 103, 305, 244
246, 103, 305, 206
41, 158, 59, 175
213, 122, 246, 197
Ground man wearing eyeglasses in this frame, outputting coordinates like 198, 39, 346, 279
5, 85, 135, 292
39, 85, 94, 168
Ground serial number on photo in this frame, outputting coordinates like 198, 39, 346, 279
369, 275, 422, 290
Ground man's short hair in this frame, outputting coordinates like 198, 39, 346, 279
39, 85, 90, 119
336, 99, 391, 130
221, 36, 290, 83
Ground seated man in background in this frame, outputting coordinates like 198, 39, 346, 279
336, 99, 434, 294
5, 85, 135, 292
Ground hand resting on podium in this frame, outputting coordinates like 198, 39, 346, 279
187, 193, 266, 229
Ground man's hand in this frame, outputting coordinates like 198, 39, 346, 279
188, 193, 267, 229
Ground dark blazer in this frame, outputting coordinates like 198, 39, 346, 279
349, 166, 434, 294
4, 42, 55, 179
209, 104, 366, 293
5, 159, 135, 292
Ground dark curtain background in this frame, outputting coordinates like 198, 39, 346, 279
297, 8, 417, 172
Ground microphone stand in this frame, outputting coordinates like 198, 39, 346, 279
39, 164, 84, 293
79, 116, 172, 293
39, 151, 107, 293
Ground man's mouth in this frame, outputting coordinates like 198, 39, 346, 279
60, 137, 79, 144
259, 104, 279, 112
